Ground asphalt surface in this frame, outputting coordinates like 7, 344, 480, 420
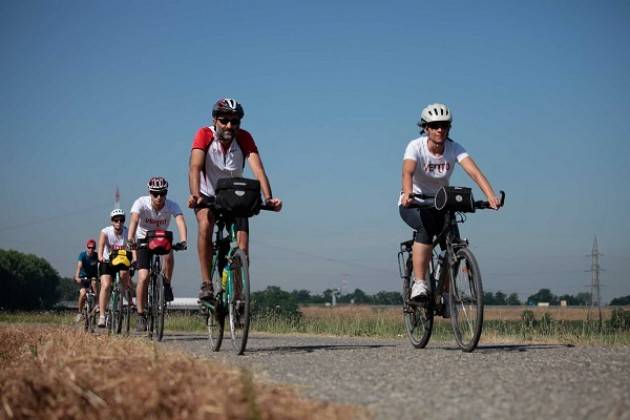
156, 332, 630, 420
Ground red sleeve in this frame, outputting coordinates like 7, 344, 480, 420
191, 127, 213, 151
237, 129, 259, 157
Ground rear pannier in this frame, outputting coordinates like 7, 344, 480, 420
215, 177, 262, 217
145, 230, 173, 255
110, 249, 132, 269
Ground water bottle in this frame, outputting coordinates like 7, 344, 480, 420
221, 268, 228, 289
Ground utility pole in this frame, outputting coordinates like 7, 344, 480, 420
586, 236, 603, 326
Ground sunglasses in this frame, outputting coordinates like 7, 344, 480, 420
87, 246, 95, 250
150, 190, 167, 197
426, 122, 451, 130
112, 218, 125, 223
217, 117, 241, 125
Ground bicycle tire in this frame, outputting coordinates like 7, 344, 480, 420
147, 272, 156, 339
448, 247, 484, 352
228, 249, 250, 355
122, 287, 131, 336
206, 256, 225, 352
402, 257, 433, 348
114, 283, 124, 335
154, 273, 166, 341
83, 295, 91, 333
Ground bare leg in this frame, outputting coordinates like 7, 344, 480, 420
162, 253, 174, 283
78, 288, 86, 313
99, 275, 113, 317
136, 268, 149, 313
412, 242, 432, 283
196, 208, 214, 285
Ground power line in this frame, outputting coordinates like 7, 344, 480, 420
0, 202, 111, 233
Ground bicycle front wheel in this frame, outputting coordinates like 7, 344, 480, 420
122, 287, 131, 336
154, 273, 166, 341
449, 247, 484, 352
228, 249, 250, 355
83, 297, 92, 333
206, 257, 225, 352
403, 258, 433, 348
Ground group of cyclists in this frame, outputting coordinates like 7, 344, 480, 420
73, 98, 500, 334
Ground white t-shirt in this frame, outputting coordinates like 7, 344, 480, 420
101, 225, 128, 261
399, 136, 469, 205
130, 196, 183, 240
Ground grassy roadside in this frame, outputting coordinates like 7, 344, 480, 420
2, 305, 630, 346
0, 324, 370, 420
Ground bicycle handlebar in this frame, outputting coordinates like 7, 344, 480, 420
407, 190, 506, 211
195, 196, 276, 212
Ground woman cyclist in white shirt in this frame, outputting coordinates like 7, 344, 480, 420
399, 103, 501, 300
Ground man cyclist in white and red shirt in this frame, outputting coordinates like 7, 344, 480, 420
188, 98, 282, 302
128, 176, 187, 331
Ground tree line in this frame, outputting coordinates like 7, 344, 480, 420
2, 249, 630, 311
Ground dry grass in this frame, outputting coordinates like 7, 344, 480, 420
301, 305, 625, 322
0, 324, 370, 420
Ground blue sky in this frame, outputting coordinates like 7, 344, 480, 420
1, 0, 629, 303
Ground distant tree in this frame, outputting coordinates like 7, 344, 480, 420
575, 292, 592, 306
494, 291, 507, 305
483, 292, 496, 305
373, 291, 402, 305
291, 289, 312, 304
507, 293, 521, 306
610, 295, 630, 306
527, 288, 558, 305
350, 288, 370, 304
57, 277, 77, 302
0, 249, 61, 310
251, 286, 299, 316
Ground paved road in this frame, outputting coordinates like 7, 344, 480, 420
160, 332, 630, 420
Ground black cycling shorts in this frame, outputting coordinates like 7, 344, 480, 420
99, 262, 128, 277
399, 205, 458, 245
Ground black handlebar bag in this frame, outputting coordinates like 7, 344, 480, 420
215, 177, 262, 217
435, 186, 475, 213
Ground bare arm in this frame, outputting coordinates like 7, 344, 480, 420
127, 212, 140, 243
174, 214, 187, 243
401, 159, 417, 207
247, 152, 282, 211
97, 231, 106, 262
188, 149, 205, 208
459, 156, 500, 209
74, 261, 82, 283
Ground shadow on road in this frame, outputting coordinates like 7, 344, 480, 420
245, 342, 396, 355
433, 343, 576, 353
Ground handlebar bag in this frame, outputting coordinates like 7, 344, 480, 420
146, 230, 173, 255
435, 186, 474, 213
215, 177, 262, 217
110, 249, 132, 269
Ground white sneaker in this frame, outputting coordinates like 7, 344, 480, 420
74, 313, 82, 323
98, 316, 106, 328
410, 281, 429, 300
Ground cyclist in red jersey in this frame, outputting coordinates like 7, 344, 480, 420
188, 98, 282, 301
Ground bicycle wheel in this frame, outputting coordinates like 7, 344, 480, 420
402, 257, 433, 348
83, 296, 91, 333
114, 285, 124, 335
154, 272, 166, 341
448, 247, 484, 352
206, 258, 225, 352
122, 287, 131, 336
146, 273, 156, 339
227, 249, 250, 355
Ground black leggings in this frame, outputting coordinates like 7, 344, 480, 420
399, 205, 451, 245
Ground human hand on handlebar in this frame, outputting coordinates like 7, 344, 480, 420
188, 194, 204, 209
265, 197, 283, 212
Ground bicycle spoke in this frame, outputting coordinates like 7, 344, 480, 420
449, 248, 484, 352
228, 249, 250, 355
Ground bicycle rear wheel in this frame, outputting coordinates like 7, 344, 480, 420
154, 273, 166, 341
228, 249, 250, 355
83, 296, 91, 333
449, 247, 484, 352
402, 257, 433, 348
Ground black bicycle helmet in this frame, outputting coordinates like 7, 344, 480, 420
211, 98, 244, 118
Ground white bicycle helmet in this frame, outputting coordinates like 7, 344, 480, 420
147, 176, 168, 192
110, 208, 125, 219
418, 103, 452, 127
